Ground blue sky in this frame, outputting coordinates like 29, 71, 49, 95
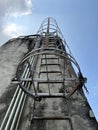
0, 0, 98, 121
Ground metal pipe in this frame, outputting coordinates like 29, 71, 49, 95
10, 91, 25, 130
0, 87, 19, 130
4, 89, 23, 130
9, 48, 39, 129
0, 38, 41, 130
10, 57, 36, 129
15, 83, 31, 130
4, 62, 31, 129
0, 62, 29, 130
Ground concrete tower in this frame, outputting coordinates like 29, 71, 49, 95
0, 17, 98, 130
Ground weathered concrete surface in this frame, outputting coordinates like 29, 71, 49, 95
28, 54, 98, 130
0, 38, 28, 125
0, 37, 98, 130
15, 51, 98, 130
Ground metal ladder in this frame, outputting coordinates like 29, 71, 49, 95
16, 18, 86, 129
28, 39, 74, 130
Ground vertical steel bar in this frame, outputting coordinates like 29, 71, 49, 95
45, 54, 51, 95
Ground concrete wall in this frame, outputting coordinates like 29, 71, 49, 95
29, 53, 98, 130
0, 37, 98, 130
0, 38, 28, 125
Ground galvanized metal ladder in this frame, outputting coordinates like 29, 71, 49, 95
0, 17, 86, 130
15, 18, 85, 129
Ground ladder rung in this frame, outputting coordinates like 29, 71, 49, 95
38, 80, 63, 83
48, 45, 56, 47
31, 93, 67, 98
48, 37, 59, 39
40, 71, 62, 73
49, 42, 55, 44
41, 63, 60, 66
20, 78, 77, 82
20, 78, 63, 83
41, 57, 59, 60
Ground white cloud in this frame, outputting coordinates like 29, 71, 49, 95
6, 0, 33, 17
2, 23, 24, 38
0, 0, 33, 45
25, 0, 32, 10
